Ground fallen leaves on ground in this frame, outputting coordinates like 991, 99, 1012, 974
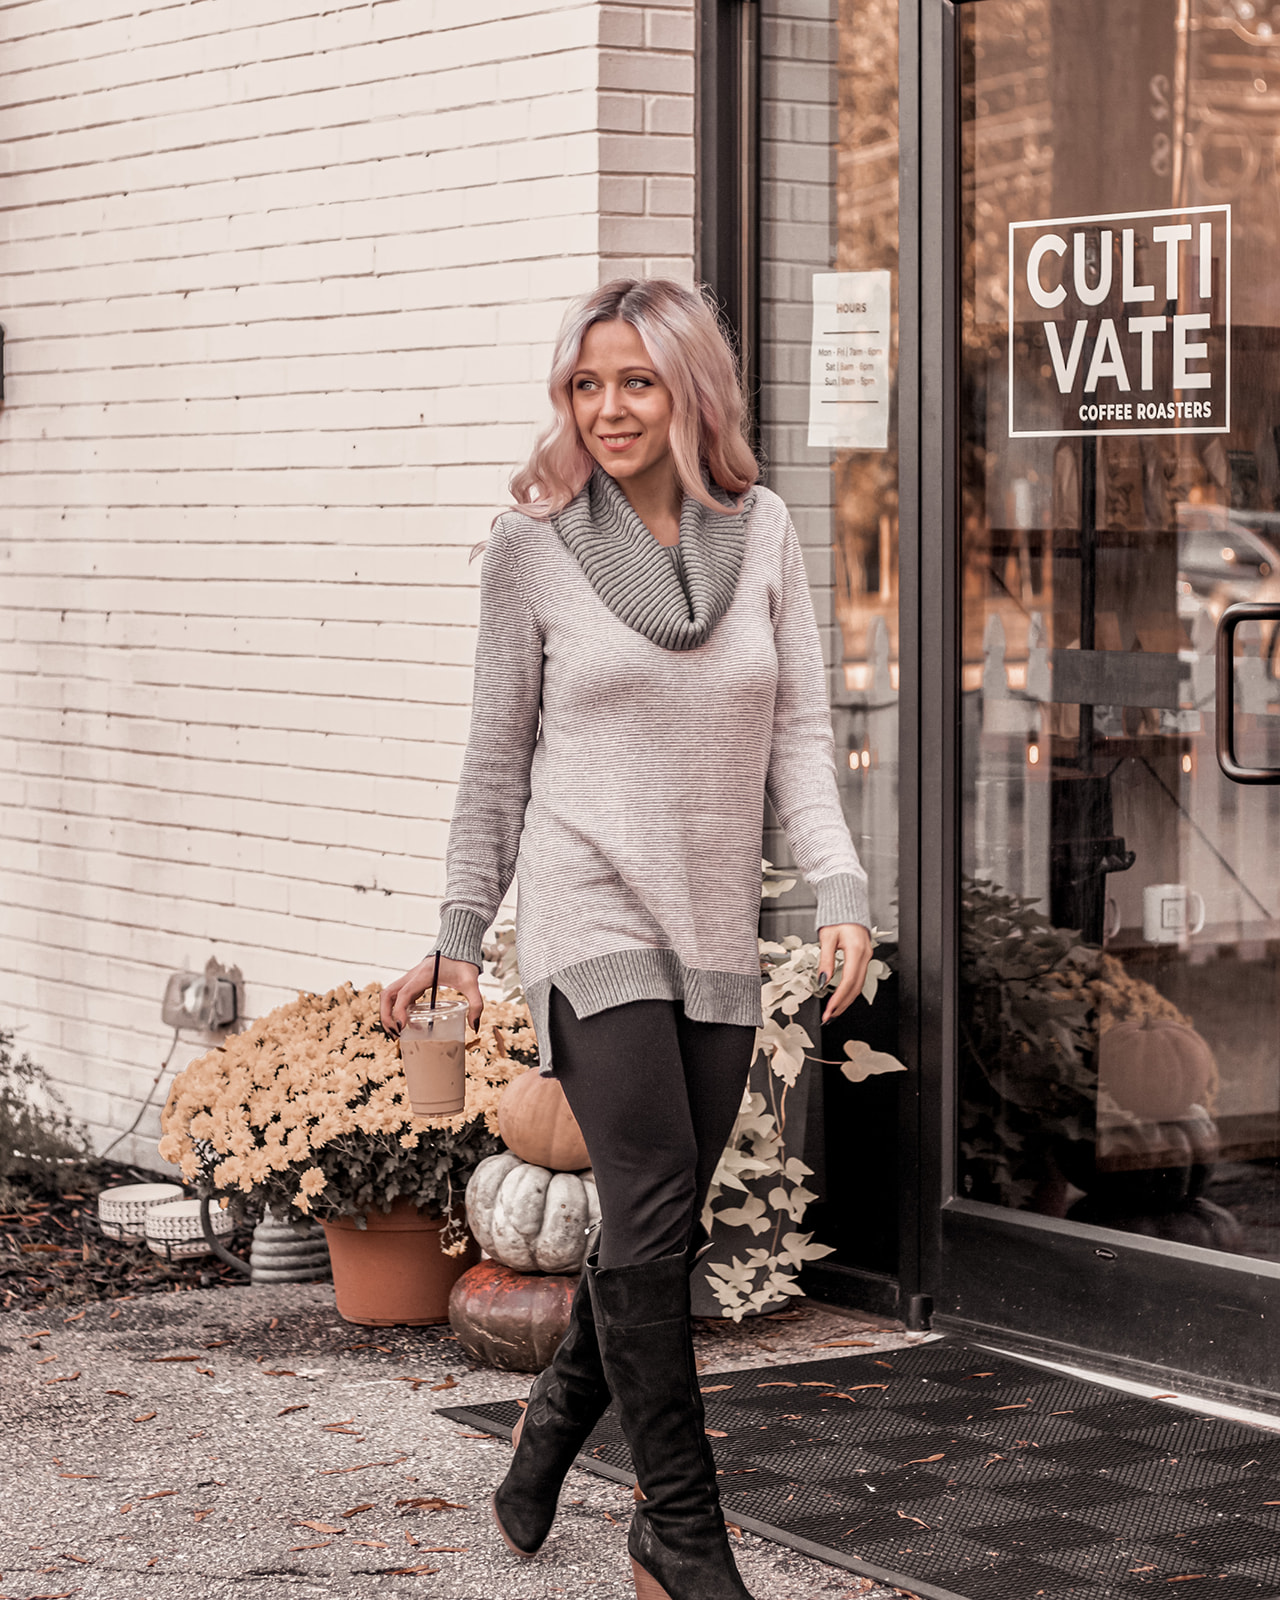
279, 1404, 309, 1416
342, 1504, 375, 1518
813, 1339, 875, 1348
319, 1455, 408, 1476
394, 1497, 467, 1513
296, 1521, 343, 1534
44, 1372, 81, 1385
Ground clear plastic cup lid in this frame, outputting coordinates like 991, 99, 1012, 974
407, 996, 468, 1015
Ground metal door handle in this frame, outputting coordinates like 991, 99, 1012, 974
1216, 601, 1280, 784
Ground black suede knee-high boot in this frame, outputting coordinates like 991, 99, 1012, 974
490, 1239, 611, 1557
589, 1251, 754, 1600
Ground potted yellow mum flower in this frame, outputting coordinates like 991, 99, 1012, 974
158, 981, 537, 1324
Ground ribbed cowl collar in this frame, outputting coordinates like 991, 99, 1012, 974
552, 465, 754, 652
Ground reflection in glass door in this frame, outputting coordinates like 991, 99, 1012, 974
959, 0, 1280, 1266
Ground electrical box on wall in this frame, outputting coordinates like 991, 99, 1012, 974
161, 957, 239, 1032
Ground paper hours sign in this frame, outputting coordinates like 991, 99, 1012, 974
1008, 205, 1230, 439
807, 271, 891, 450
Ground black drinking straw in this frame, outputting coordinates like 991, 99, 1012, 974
427, 951, 441, 1035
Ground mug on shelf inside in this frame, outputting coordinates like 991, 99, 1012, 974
1142, 883, 1206, 946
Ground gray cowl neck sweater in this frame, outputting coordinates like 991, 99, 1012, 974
432, 475, 870, 1075
553, 465, 752, 650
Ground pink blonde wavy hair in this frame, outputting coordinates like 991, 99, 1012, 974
509, 278, 759, 518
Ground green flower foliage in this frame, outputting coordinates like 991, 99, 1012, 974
958, 877, 1101, 1207
0, 1028, 92, 1207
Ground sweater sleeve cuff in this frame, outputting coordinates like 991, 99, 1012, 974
431, 907, 489, 970
814, 872, 870, 933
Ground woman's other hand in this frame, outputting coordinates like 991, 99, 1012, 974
380, 956, 484, 1033
817, 924, 873, 1023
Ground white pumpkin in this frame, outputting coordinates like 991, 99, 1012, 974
466, 1150, 600, 1274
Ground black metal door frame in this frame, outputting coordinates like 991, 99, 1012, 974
903, 0, 1280, 1404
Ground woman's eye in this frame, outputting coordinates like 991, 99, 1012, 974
575, 379, 597, 391
626, 378, 651, 389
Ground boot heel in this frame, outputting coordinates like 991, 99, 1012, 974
629, 1556, 673, 1600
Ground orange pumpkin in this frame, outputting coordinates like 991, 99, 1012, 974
1097, 1018, 1218, 1124
498, 1070, 590, 1172
448, 1260, 575, 1372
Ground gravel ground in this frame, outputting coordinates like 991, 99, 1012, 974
0, 1283, 926, 1600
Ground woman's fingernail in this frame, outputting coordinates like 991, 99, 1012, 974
817, 971, 828, 987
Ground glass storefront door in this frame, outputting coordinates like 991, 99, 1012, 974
755, 0, 908, 1305
940, 0, 1280, 1390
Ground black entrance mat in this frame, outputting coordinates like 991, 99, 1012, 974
440, 1340, 1280, 1600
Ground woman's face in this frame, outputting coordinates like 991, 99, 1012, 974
571, 319, 675, 490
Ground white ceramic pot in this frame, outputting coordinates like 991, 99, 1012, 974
98, 1182, 184, 1241
145, 1197, 233, 1260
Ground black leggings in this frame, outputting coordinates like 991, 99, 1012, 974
548, 987, 756, 1271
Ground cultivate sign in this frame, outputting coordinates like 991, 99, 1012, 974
1008, 204, 1230, 438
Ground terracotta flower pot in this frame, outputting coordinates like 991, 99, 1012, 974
321, 1200, 479, 1326
448, 1260, 576, 1371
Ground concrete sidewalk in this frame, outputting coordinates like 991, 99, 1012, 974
0, 1284, 921, 1600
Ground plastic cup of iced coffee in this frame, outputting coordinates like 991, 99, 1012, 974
400, 998, 468, 1116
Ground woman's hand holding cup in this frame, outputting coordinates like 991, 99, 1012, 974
381, 955, 484, 1033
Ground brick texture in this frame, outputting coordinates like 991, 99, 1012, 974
599, 2, 695, 282
0, 0, 695, 1165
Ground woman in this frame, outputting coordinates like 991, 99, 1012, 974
382, 278, 872, 1600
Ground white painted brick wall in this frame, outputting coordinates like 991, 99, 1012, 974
0, 0, 694, 1167
599, 2, 696, 282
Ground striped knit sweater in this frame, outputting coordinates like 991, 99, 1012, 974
434, 467, 869, 1073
